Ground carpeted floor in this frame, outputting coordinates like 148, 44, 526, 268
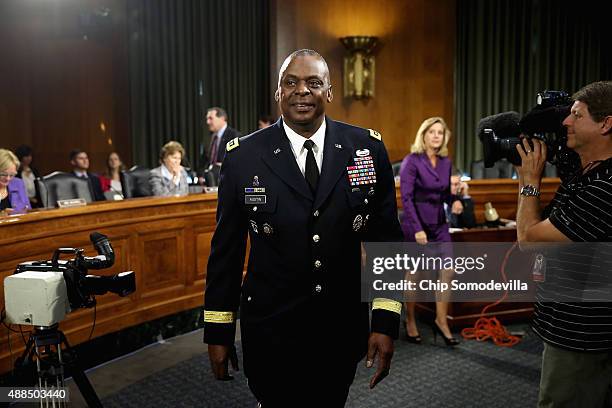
100, 323, 542, 407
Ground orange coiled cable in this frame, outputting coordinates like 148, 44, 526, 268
461, 242, 521, 347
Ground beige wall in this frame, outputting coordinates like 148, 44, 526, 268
271, 0, 456, 162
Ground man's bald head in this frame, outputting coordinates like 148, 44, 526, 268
277, 49, 331, 88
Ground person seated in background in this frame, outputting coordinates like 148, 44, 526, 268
150, 141, 189, 197
15, 144, 39, 207
99, 152, 124, 199
257, 114, 275, 129
0, 148, 30, 214
445, 169, 476, 229
69, 149, 105, 201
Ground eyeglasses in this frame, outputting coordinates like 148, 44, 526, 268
0, 172, 17, 178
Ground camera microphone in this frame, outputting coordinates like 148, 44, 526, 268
478, 112, 522, 167
477, 111, 521, 141
519, 105, 571, 136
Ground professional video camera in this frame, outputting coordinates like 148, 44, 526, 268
477, 90, 581, 180
3, 232, 135, 327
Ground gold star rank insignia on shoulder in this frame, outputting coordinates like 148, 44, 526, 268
226, 137, 240, 152
368, 129, 382, 140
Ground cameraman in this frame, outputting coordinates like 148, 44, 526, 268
515, 81, 612, 408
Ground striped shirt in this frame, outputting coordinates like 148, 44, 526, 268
533, 158, 612, 352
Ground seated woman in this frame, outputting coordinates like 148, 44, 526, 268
0, 148, 31, 214
15, 145, 40, 207
150, 141, 189, 197
99, 152, 125, 199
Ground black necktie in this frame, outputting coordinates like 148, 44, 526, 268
303, 139, 319, 194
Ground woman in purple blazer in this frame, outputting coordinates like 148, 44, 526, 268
0, 148, 31, 213
399, 117, 462, 346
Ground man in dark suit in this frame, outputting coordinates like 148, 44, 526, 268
69, 149, 105, 201
446, 170, 476, 228
200, 107, 241, 184
203, 49, 403, 407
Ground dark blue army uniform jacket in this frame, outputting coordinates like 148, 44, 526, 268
203, 117, 403, 378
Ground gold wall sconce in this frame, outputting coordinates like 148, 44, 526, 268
339, 36, 378, 99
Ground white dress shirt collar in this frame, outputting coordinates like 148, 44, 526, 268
216, 123, 228, 139
283, 118, 326, 174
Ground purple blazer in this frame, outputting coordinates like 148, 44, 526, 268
399, 153, 454, 241
7, 177, 31, 212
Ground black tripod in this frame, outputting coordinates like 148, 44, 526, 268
14, 325, 102, 407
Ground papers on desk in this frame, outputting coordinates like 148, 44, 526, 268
449, 227, 464, 233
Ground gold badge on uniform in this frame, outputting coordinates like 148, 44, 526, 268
368, 129, 382, 140
226, 137, 240, 151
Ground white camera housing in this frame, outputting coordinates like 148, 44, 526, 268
3, 271, 71, 327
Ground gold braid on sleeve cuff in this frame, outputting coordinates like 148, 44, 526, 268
372, 298, 402, 315
204, 310, 235, 324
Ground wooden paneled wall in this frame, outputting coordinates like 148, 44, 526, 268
271, 0, 456, 162
0, 0, 131, 175
1, 0, 456, 174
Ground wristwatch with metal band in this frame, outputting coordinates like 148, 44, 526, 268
520, 184, 541, 197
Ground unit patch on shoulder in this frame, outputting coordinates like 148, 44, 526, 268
226, 137, 240, 152
368, 129, 382, 140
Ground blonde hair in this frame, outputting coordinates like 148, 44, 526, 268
410, 117, 451, 157
0, 148, 19, 172
159, 141, 185, 162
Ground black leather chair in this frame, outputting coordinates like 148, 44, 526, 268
202, 168, 218, 187
121, 166, 152, 198
544, 162, 558, 177
471, 159, 515, 179
35, 172, 94, 208
391, 161, 402, 178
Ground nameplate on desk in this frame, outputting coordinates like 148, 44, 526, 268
204, 187, 218, 193
57, 198, 87, 208
189, 185, 204, 194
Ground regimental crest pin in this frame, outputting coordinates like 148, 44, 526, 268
356, 149, 370, 157
273, 148, 281, 155
352, 214, 363, 232
253, 176, 260, 187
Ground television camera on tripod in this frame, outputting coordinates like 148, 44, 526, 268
2, 232, 135, 407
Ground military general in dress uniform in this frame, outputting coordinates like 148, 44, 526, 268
203, 49, 404, 407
